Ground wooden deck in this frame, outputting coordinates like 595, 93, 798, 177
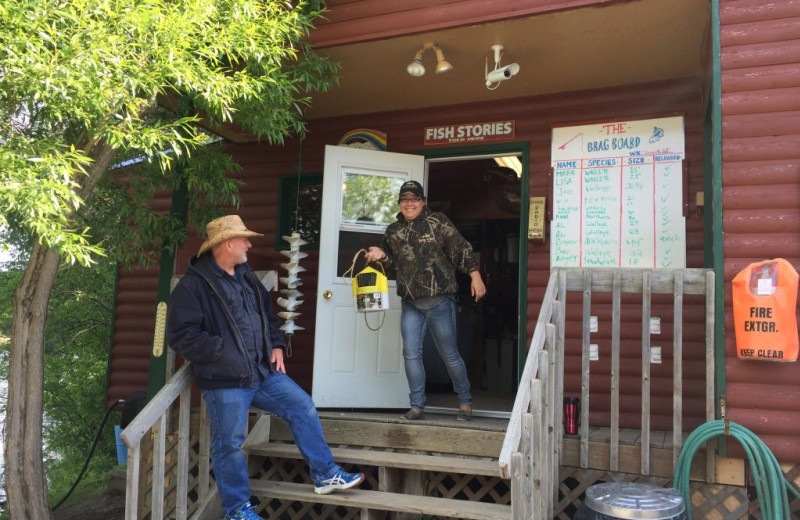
561, 427, 705, 479
316, 408, 686, 449
238, 409, 717, 520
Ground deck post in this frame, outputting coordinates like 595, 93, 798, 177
580, 269, 592, 468
610, 269, 621, 471
640, 271, 652, 476
510, 451, 527, 520
672, 271, 684, 468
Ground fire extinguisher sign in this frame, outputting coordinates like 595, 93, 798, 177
732, 258, 799, 361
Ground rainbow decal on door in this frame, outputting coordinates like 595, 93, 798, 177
338, 128, 388, 151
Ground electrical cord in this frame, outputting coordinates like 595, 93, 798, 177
51, 399, 125, 511
674, 419, 800, 520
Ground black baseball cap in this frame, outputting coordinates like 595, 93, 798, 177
399, 180, 425, 200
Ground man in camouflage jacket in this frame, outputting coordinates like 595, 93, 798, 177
365, 180, 486, 421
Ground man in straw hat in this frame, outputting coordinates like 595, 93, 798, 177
167, 215, 364, 520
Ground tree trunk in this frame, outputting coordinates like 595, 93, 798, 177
5, 138, 119, 519
6, 243, 61, 519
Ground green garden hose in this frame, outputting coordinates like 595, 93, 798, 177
674, 420, 800, 520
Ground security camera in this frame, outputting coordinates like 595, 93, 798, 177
486, 63, 520, 85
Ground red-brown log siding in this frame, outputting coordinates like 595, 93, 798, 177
721, 0, 800, 462
311, 0, 616, 47
108, 77, 708, 438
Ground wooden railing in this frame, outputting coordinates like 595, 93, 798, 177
499, 268, 561, 520
499, 267, 716, 519
120, 363, 214, 520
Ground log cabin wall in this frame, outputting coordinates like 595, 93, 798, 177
310, 0, 616, 47
107, 77, 708, 435
107, 194, 170, 406
720, 0, 800, 463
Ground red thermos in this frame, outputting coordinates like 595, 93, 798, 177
563, 397, 579, 435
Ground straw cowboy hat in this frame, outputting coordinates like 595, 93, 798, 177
198, 215, 263, 256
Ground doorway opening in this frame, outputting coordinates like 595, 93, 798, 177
422, 154, 523, 416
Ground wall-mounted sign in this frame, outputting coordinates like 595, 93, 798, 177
338, 128, 388, 151
550, 116, 686, 268
733, 258, 799, 362
424, 120, 515, 146
528, 197, 546, 241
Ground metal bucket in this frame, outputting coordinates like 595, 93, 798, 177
575, 482, 687, 520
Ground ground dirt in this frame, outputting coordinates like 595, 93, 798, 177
50, 470, 126, 520
51, 490, 126, 520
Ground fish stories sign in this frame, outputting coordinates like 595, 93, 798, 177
424, 120, 515, 146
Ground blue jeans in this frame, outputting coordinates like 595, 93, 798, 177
400, 296, 472, 411
202, 372, 341, 514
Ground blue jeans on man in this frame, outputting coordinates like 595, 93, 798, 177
400, 295, 472, 411
202, 371, 346, 513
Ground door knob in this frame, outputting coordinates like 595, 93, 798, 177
322, 290, 332, 299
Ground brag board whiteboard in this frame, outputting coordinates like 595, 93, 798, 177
550, 116, 686, 268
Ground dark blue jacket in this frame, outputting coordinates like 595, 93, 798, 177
166, 253, 285, 389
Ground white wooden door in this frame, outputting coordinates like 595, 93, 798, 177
312, 145, 425, 408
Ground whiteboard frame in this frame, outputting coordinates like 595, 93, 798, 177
549, 116, 686, 269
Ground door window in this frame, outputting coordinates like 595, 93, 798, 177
341, 171, 405, 229
337, 171, 406, 277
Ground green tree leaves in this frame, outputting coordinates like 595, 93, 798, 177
0, 0, 339, 265
1, 2, 339, 515
0, 259, 118, 506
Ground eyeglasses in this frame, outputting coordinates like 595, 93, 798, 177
399, 197, 422, 204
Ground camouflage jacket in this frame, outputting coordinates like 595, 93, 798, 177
379, 206, 479, 300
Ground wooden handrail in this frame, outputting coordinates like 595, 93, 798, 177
121, 363, 195, 520
498, 269, 559, 478
120, 363, 192, 448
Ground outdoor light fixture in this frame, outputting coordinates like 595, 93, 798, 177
485, 44, 519, 90
407, 42, 453, 77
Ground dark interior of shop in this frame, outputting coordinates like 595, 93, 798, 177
425, 157, 521, 410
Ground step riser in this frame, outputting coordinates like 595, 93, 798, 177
269, 417, 505, 458
249, 444, 503, 476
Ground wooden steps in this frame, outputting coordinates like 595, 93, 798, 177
244, 412, 512, 519
249, 443, 504, 477
249, 480, 512, 520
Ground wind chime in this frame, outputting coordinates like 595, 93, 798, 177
277, 233, 307, 352
275, 137, 308, 352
